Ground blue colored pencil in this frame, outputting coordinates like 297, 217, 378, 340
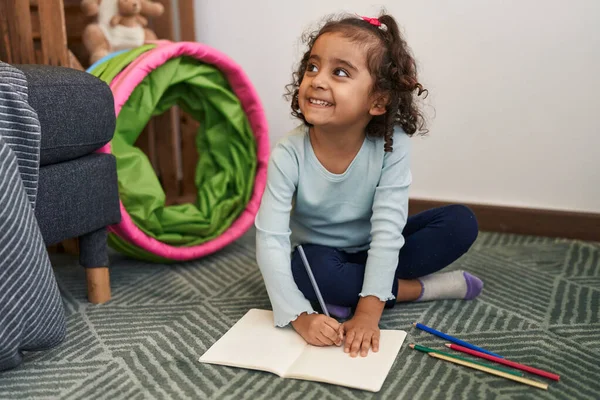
297, 245, 330, 317
412, 322, 503, 358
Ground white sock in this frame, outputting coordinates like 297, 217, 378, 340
416, 270, 483, 302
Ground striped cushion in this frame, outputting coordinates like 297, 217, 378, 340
0, 63, 40, 207
0, 63, 66, 371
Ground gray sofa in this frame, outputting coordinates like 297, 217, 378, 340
17, 64, 121, 303
0, 62, 122, 371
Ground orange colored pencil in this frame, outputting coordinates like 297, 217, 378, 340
429, 353, 549, 390
445, 343, 560, 381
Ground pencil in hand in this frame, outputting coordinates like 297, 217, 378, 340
298, 245, 330, 317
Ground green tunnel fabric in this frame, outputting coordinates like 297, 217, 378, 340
91, 45, 156, 84
90, 52, 257, 262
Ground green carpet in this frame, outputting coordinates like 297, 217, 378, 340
0, 230, 599, 399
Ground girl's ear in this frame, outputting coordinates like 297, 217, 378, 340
369, 93, 390, 116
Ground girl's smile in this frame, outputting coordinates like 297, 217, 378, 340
308, 98, 334, 107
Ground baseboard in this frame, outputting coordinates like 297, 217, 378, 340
409, 199, 600, 242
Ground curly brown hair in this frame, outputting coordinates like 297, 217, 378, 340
285, 12, 428, 151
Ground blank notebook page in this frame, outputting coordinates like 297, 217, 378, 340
286, 330, 407, 392
199, 309, 308, 377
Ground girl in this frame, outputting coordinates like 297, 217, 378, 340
255, 12, 481, 358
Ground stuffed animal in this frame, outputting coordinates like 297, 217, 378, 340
81, 0, 164, 65
110, 0, 147, 28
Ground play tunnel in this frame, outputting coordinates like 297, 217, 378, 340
88, 40, 269, 262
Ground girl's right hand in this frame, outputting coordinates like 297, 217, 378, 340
291, 313, 343, 347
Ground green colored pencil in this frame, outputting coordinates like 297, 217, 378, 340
409, 344, 524, 377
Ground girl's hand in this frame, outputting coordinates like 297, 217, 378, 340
291, 313, 343, 347
340, 312, 380, 357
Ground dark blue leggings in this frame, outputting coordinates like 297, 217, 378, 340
291, 205, 479, 309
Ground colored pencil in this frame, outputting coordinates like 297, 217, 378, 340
429, 352, 548, 390
297, 245, 330, 317
445, 343, 560, 381
412, 322, 503, 358
409, 344, 524, 376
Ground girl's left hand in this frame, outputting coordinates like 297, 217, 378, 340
340, 312, 380, 357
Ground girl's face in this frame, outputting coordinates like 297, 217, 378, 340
298, 32, 383, 132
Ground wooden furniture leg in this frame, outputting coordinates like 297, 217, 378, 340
80, 228, 111, 304
86, 267, 111, 304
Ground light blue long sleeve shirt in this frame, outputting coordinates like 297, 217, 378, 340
255, 125, 412, 327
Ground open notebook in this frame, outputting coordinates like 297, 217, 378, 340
198, 309, 407, 392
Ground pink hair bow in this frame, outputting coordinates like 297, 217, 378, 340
360, 16, 381, 27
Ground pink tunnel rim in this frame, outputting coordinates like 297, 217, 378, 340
98, 41, 269, 260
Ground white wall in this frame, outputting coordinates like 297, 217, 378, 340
194, 0, 600, 213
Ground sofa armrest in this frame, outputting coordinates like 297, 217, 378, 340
15, 65, 116, 166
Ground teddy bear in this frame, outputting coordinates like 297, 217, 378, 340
110, 0, 148, 28
81, 0, 164, 65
